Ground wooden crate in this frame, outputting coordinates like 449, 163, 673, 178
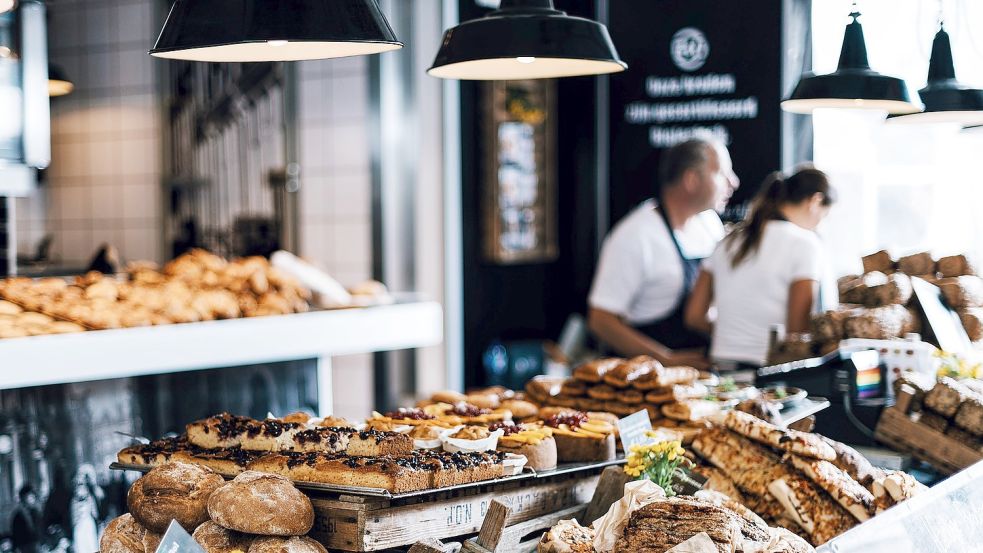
875, 391, 983, 474
308, 470, 602, 551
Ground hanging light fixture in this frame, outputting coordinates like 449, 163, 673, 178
782, 10, 919, 114
150, 0, 402, 62
48, 64, 74, 97
887, 25, 983, 125
427, 0, 626, 80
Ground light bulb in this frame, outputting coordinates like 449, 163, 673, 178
516, 57, 536, 64
268, 40, 289, 47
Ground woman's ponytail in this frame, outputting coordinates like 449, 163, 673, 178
725, 167, 833, 268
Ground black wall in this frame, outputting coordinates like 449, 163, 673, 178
459, 0, 601, 387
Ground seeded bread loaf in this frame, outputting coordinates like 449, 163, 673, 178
207, 471, 314, 536
127, 462, 225, 533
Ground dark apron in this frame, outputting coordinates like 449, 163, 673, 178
632, 202, 710, 351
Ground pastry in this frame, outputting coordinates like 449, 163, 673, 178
768, 474, 858, 545
100, 514, 148, 553
843, 304, 911, 340
544, 412, 616, 462
537, 406, 578, 420
603, 401, 639, 417
572, 358, 620, 383
316, 415, 352, 428
661, 399, 721, 422
126, 462, 224, 533
620, 389, 644, 405
559, 379, 588, 397
279, 412, 312, 424
586, 384, 617, 401
602, 356, 658, 388
432, 390, 468, 404
494, 423, 557, 471
466, 392, 501, 410
573, 397, 607, 412
207, 471, 314, 535
632, 365, 700, 390
961, 309, 983, 342
451, 426, 490, 440
192, 521, 256, 553
501, 399, 538, 420
644, 383, 709, 404
525, 376, 563, 403
552, 395, 581, 409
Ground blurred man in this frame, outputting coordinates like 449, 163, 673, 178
10, 485, 43, 553
588, 138, 740, 369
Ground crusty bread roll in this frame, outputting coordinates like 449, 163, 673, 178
500, 399, 538, 420
207, 471, 314, 536
143, 531, 163, 553
100, 514, 147, 553
248, 536, 328, 553
127, 462, 225, 533
192, 521, 256, 553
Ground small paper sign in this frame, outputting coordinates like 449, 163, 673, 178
671, 466, 710, 496
155, 520, 206, 553
616, 410, 654, 451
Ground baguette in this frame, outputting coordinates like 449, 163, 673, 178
723, 410, 836, 461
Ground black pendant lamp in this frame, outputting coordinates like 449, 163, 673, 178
150, 0, 402, 62
48, 63, 74, 97
427, 0, 626, 80
782, 11, 919, 115
888, 25, 983, 125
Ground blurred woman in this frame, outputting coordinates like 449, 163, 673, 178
685, 167, 836, 373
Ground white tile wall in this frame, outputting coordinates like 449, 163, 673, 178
296, 58, 376, 409
16, 0, 162, 267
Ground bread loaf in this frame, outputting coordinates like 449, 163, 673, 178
127, 462, 224, 533
100, 514, 147, 553
862, 250, 895, 274
897, 252, 935, 276
192, 521, 256, 553
248, 537, 329, 553
207, 471, 314, 536
954, 395, 983, 436
924, 377, 970, 418
960, 308, 983, 342
937, 255, 974, 278
940, 276, 983, 309
918, 410, 950, 433
843, 305, 910, 339
865, 273, 912, 307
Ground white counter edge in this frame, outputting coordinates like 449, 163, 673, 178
0, 300, 443, 390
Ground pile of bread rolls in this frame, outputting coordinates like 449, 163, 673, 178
100, 462, 326, 553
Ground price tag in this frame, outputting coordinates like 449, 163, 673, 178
155, 521, 206, 553
616, 409, 654, 451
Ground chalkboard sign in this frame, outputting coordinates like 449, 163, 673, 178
607, 0, 786, 223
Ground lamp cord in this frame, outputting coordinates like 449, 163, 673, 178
842, 392, 877, 440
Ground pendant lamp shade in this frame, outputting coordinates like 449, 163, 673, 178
782, 12, 919, 115
887, 26, 983, 125
427, 0, 626, 80
150, 0, 402, 62
48, 64, 74, 97
0, 0, 14, 15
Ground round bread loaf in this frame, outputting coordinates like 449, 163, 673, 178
500, 399, 538, 420
100, 514, 147, 553
207, 471, 314, 535
432, 390, 468, 404
248, 537, 328, 553
127, 462, 225, 533
193, 521, 256, 553
143, 531, 163, 553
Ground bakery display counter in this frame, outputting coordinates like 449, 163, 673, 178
0, 298, 442, 402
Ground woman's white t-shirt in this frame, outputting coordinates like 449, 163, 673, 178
704, 220, 826, 365
589, 199, 724, 325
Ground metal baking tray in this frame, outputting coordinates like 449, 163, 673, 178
110, 456, 626, 499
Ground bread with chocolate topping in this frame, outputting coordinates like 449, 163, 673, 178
186, 412, 257, 449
